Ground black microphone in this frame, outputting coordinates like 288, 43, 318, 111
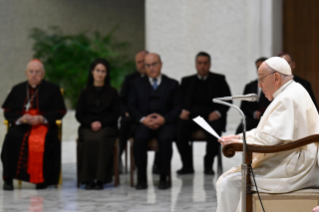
213, 93, 258, 102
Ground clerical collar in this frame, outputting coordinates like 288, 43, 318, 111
272, 80, 294, 99
197, 74, 208, 81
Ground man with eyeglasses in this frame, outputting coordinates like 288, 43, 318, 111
176, 51, 232, 175
216, 57, 319, 212
128, 53, 181, 190
235, 57, 271, 134
278, 52, 317, 109
1, 59, 66, 190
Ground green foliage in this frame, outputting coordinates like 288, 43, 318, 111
29, 26, 134, 108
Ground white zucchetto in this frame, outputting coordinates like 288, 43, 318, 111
265, 57, 292, 76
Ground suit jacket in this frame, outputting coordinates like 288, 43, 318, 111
120, 71, 143, 114
240, 80, 270, 119
180, 72, 232, 131
128, 74, 181, 124
294, 75, 317, 109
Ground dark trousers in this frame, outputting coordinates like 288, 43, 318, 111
119, 116, 134, 156
235, 117, 259, 134
133, 123, 175, 182
176, 118, 222, 171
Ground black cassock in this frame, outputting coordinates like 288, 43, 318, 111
1, 80, 66, 185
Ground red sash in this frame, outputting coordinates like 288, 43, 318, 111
25, 109, 48, 184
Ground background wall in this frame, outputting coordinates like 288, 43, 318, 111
146, 0, 282, 129
0, 0, 145, 103
0, 0, 145, 144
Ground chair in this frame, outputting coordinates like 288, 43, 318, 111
130, 138, 172, 187
222, 134, 319, 212
189, 129, 223, 174
3, 88, 64, 187
76, 138, 120, 187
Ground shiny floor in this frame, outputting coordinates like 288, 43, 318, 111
0, 141, 241, 212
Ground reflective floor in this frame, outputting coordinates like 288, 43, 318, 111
0, 141, 241, 212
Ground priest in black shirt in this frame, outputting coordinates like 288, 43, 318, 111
278, 52, 317, 109
176, 52, 232, 175
119, 51, 148, 157
235, 57, 271, 134
1, 59, 66, 190
128, 53, 181, 190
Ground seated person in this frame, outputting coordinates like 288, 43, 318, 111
216, 57, 319, 212
75, 58, 121, 190
119, 51, 148, 157
176, 52, 232, 175
119, 50, 161, 174
128, 53, 181, 190
235, 57, 270, 134
1, 59, 66, 190
278, 52, 317, 109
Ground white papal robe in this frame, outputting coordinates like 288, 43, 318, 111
216, 80, 319, 212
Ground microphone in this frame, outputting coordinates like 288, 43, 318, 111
213, 93, 258, 102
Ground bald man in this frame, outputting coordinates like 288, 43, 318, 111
216, 57, 319, 212
1, 59, 66, 190
128, 53, 181, 190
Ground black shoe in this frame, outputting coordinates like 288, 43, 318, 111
152, 165, 160, 175
36, 183, 47, 190
136, 182, 147, 190
204, 169, 215, 175
3, 180, 14, 191
158, 180, 171, 190
176, 168, 194, 175
84, 181, 95, 190
94, 181, 104, 190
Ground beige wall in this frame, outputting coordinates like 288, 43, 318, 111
0, 0, 145, 144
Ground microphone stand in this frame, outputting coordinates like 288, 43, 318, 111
213, 98, 248, 212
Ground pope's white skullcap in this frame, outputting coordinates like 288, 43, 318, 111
265, 57, 292, 75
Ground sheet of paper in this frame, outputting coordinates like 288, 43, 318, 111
193, 116, 224, 142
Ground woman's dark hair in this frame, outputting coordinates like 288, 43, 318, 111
87, 58, 110, 86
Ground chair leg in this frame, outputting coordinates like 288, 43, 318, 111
76, 139, 80, 188
125, 143, 128, 173
130, 139, 135, 187
114, 139, 119, 187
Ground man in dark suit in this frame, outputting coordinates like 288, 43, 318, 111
176, 52, 232, 175
235, 57, 271, 134
119, 51, 148, 157
278, 52, 317, 109
128, 53, 181, 190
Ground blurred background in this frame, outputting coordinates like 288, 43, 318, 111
0, 0, 318, 144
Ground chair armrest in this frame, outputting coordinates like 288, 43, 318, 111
223, 134, 319, 158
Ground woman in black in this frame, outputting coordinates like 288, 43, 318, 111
75, 58, 121, 190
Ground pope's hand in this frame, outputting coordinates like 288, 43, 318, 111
218, 135, 241, 147
312, 206, 319, 212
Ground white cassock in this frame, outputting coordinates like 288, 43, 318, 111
216, 80, 319, 212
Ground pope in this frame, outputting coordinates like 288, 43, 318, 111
216, 57, 319, 212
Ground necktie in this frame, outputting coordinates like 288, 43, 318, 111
153, 78, 158, 90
